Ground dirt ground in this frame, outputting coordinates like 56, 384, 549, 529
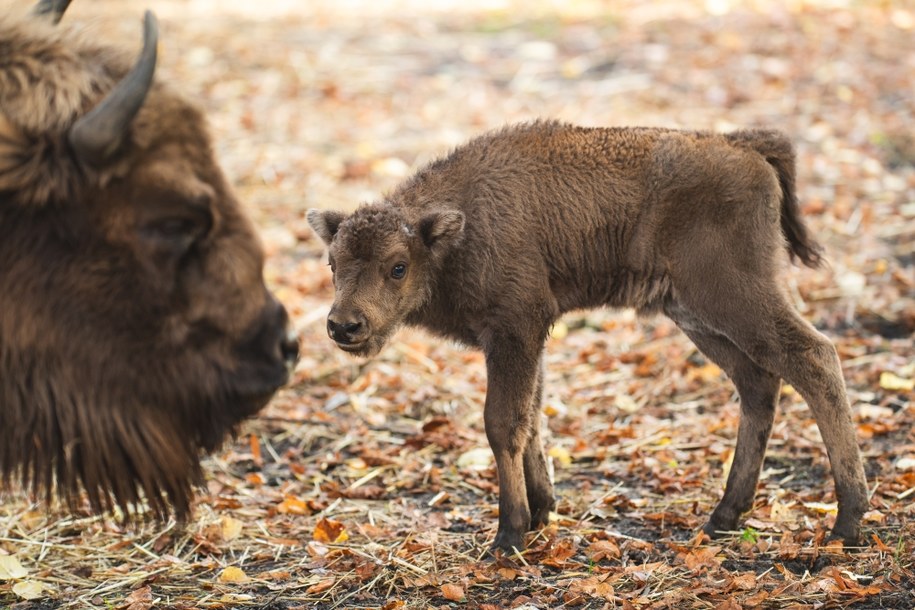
1, 0, 913, 608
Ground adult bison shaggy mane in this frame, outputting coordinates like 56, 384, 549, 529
0, 2, 298, 519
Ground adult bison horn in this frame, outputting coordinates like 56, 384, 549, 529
69, 11, 158, 167
33, 0, 73, 24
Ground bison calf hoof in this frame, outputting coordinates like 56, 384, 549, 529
529, 509, 551, 531
489, 530, 525, 556
529, 501, 555, 531
828, 524, 862, 548
702, 518, 738, 539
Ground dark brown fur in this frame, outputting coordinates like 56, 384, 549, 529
309, 120, 868, 553
1, 4, 297, 518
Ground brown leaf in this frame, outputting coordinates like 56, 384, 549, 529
568, 575, 615, 600
715, 598, 742, 610
586, 540, 621, 562
441, 583, 464, 601
541, 538, 577, 568
118, 586, 153, 610
728, 573, 757, 591
682, 546, 723, 572
306, 578, 336, 594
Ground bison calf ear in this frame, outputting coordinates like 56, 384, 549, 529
418, 210, 465, 251
307, 208, 347, 245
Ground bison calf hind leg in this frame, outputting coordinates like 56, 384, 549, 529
674, 286, 868, 544
670, 318, 782, 536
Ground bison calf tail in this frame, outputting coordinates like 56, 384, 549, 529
727, 129, 824, 268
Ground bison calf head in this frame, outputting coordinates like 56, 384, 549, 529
307, 204, 464, 357
0, 5, 298, 518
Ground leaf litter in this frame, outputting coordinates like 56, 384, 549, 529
1, 0, 913, 608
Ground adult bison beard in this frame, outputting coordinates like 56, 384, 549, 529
0, 346, 269, 520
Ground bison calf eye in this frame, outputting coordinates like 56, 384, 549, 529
391, 263, 407, 280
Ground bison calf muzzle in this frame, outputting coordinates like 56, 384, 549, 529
1, 2, 298, 519
308, 121, 868, 554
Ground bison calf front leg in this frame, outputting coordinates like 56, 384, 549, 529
524, 357, 555, 529
483, 335, 546, 554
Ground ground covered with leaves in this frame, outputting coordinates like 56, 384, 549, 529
1, 0, 913, 608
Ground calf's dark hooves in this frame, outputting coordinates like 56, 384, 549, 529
827, 526, 863, 548
529, 512, 550, 531
529, 502, 554, 531
702, 519, 736, 539
489, 531, 525, 557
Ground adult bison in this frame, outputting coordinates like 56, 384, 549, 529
0, 1, 299, 518
308, 121, 868, 553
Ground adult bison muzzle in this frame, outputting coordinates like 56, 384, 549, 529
0, 2, 299, 518
308, 121, 868, 554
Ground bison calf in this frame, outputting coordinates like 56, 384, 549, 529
308, 120, 868, 553
1, 2, 298, 518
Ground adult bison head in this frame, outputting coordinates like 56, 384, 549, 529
0, 3, 299, 518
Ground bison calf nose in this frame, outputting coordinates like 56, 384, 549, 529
327, 317, 365, 344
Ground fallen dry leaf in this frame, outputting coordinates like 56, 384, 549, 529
441, 583, 465, 602
12, 580, 43, 600
217, 566, 249, 584
313, 517, 349, 543
879, 371, 914, 391
0, 555, 27, 580
221, 516, 244, 541
306, 578, 336, 594
118, 586, 153, 610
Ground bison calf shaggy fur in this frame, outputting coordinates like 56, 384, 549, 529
309, 120, 868, 553
1, 2, 298, 518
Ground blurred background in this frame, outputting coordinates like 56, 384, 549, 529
54, 0, 912, 328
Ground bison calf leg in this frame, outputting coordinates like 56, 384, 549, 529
679, 285, 868, 544
779, 336, 868, 543
675, 324, 781, 535
483, 334, 544, 553
524, 358, 555, 530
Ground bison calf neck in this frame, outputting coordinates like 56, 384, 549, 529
308, 121, 867, 553
1, 3, 299, 519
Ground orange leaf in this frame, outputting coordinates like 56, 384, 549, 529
313, 517, 348, 543
441, 583, 465, 602
249, 434, 263, 467
871, 533, 893, 552
217, 566, 248, 584
306, 578, 336, 594
277, 495, 311, 515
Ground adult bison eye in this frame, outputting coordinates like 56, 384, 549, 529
391, 263, 407, 280
153, 217, 199, 239
142, 212, 211, 258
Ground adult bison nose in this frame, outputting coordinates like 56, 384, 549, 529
280, 328, 300, 371
327, 315, 366, 345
